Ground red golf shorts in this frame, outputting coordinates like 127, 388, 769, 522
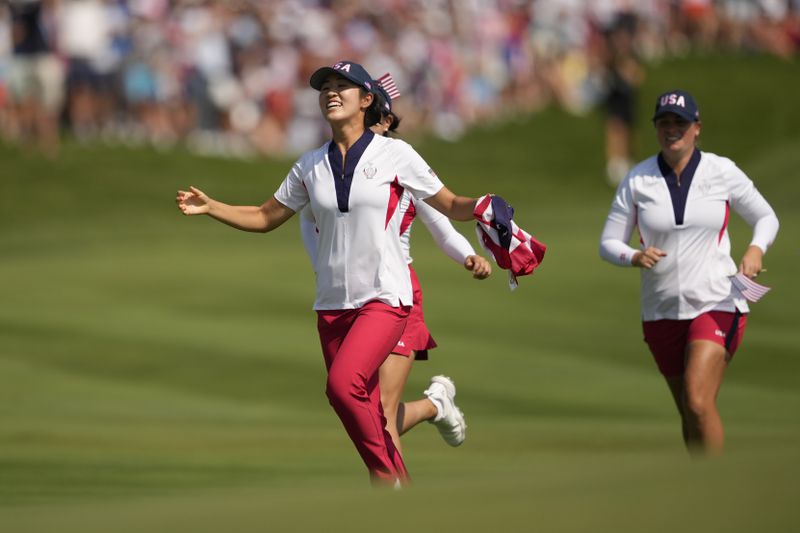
642, 310, 747, 377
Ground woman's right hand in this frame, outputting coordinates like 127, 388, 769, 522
632, 247, 667, 269
464, 254, 492, 279
176, 186, 211, 215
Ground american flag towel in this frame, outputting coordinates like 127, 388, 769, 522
730, 272, 771, 302
473, 194, 546, 290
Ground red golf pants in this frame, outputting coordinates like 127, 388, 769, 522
317, 300, 410, 485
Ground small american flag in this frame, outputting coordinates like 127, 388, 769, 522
474, 194, 546, 290
730, 272, 771, 302
377, 73, 401, 100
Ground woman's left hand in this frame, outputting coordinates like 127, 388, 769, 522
739, 245, 765, 279
464, 255, 492, 279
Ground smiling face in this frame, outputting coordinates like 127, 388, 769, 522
318, 73, 373, 126
654, 112, 701, 162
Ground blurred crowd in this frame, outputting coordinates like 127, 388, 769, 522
1, 0, 798, 158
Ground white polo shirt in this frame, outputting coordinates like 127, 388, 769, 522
275, 131, 445, 310
599, 150, 779, 321
300, 192, 475, 270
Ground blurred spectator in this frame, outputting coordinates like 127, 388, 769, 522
749, 0, 797, 58
58, 0, 119, 141
679, 0, 720, 53
0, 0, 797, 159
601, 9, 645, 186
3, 0, 63, 156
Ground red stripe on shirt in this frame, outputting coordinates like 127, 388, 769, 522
399, 198, 416, 236
718, 201, 730, 244
385, 176, 404, 229
634, 205, 644, 246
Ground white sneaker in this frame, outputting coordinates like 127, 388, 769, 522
424, 375, 466, 447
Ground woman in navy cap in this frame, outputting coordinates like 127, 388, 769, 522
599, 89, 779, 454
176, 60, 493, 486
299, 75, 491, 458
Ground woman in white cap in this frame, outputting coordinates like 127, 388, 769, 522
177, 60, 492, 486
300, 77, 491, 457
599, 89, 779, 454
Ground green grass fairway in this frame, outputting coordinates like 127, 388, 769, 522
1, 53, 798, 532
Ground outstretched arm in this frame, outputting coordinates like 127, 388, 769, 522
176, 186, 295, 233
423, 186, 478, 221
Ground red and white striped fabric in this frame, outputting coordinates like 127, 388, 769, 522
473, 194, 546, 290
730, 272, 771, 302
376, 72, 401, 100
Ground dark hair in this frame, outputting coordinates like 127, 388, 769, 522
363, 88, 383, 129
385, 112, 401, 135
369, 90, 402, 136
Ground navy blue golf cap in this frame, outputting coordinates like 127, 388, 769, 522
653, 89, 700, 122
309, 60, 373, 92
373, 82, 392, 113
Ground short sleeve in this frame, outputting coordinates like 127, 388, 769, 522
393, 140, 445, 200
274, 157, 310, 212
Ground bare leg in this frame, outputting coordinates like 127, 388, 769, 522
399, 397, 437, 436
682, 340, 728, 455
35, 108, 60, 157
664, 375, 689, 446
379, 353, 414, 455
378, 353, 439, 454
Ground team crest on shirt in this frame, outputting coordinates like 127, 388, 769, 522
696, 181, 712, 196
364, 165, 377, 179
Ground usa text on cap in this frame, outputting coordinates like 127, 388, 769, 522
309, 61, 373, 92
653, 89, 700, 122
